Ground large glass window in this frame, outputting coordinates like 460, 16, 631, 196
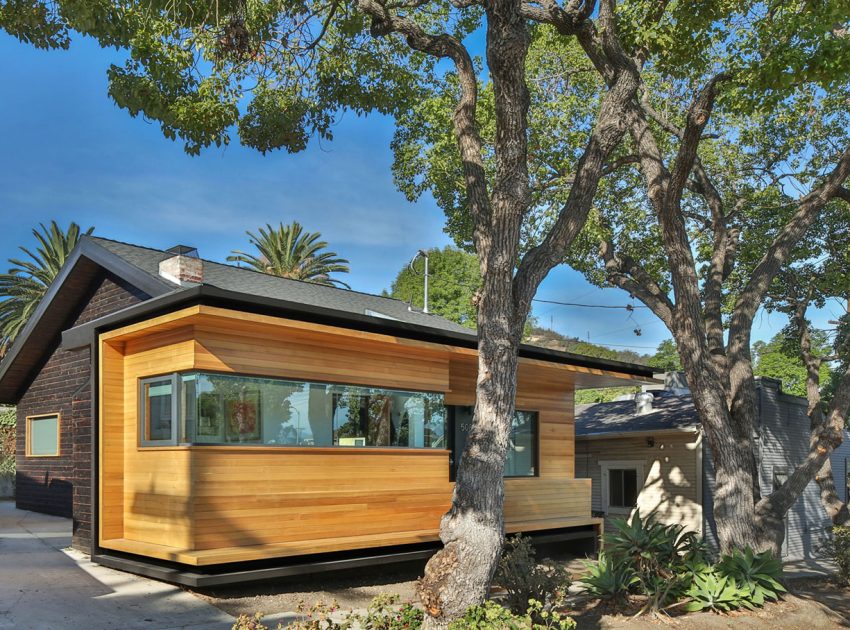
141, 371, 447, 449
450, 406, 538, 478
608, 468, 638, 509
26, 414, 60, 457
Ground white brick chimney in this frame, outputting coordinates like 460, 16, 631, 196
159, 245, 203, 285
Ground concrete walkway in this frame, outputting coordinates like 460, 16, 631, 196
0, 501, 234, 630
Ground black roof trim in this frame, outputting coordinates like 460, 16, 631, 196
61, 284, 655, 378
0, 239, 176, 402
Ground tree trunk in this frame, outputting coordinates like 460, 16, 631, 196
815, 457, 850, 526
418, 294, 522, 628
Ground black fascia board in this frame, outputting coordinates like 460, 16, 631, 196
62, 284, 655, 379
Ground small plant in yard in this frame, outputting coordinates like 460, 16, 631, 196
494, 534, 571, 615
716, 547, 785, 606
820, 525, 850, 586
349, 593, 424, 629
233, 613, 273, 630
579, 550, 638, 607
684, 570, 752, 613
448, 599, 576, 630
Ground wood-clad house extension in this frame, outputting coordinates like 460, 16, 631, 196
0, 236, 654, 584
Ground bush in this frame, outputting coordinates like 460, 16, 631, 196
684, 570, 752, 613
448, 600, 576, 630
495, 534, 571, 615
821, 525, 850, 586
602, 510, 707, 612
0, 408, 14, 475
349, 594, 424, 629
578, 550, 638, 607
716, 547, 785, 606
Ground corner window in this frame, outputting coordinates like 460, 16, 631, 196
139, 371, 447, 449
140, 376, 178, 446
600, 461, 644, 514
450, 407, 538, 478
26, 414, 60, 457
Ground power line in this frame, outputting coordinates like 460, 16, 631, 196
532, 298, 649, 310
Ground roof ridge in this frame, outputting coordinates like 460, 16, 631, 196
88, 235, 458, 324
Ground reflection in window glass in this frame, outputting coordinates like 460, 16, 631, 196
175, 372, 446, 448
143, 378, 174, 442
504, 411, 536, 477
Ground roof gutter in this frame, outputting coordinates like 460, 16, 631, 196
61, 284, 656, 379
575, 426, 700, 440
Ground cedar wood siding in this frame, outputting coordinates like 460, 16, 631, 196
575, 432, 702, 534
15, 272, 147, 549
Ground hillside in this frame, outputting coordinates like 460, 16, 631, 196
525, 326, 651, 366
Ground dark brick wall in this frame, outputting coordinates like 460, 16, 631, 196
16, 272, 147, 550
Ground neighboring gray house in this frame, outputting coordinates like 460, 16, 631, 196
576, 376, 850, 561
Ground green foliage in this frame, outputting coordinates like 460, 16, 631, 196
715, 547, 785, 607
386, 246, 480, 328
228, 222, 350, 289
820, 525, 850, 586
494, 534, 571, 615
684, 570, 752, 613
647, 339, 682, 373
0, 408, 14, 475
603, 511, 708, 612
348, 594, 424, 629
578, 551, 638, 607
448, 600, 575, 630
0, 221, 94, 347
753, 332, 833, 398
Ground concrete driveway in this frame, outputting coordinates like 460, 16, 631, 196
0, 500, 234, 629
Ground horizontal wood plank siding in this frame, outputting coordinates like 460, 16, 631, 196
98, 307, 612, 565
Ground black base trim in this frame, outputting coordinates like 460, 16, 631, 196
92, 526, 599, 588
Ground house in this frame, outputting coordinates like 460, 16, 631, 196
0, 236, 654, 585
575, 375, 850, 561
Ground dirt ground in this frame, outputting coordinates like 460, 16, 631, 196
193, 558, 850, 628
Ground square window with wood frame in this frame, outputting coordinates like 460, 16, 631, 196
26, 414, 60, 457
608, 468, 638, 510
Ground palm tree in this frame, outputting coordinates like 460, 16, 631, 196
228, 222, 351, 289
0, 221, 94, 349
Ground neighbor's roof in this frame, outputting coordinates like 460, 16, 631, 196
0, 235, 656, 402
575, 394, 700, 438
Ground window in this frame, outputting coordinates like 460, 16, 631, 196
450, 407, 538, 478
26, 414, 60, 457
140, 376, 177, 446
140, 371, 447, 449
600, 461, 643, 514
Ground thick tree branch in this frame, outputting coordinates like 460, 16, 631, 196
728, 146, 850, 349
598, 238, 674, 327
355, 0, 491, 236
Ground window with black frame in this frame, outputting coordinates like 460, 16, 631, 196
450, 406, 538, 478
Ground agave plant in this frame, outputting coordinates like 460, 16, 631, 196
0, 221, 94, 348
228, 222, 350, 289
716, 547, 786, 607
579, 551, 638, 607
684, 570, 751, 612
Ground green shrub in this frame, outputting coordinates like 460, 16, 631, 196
448, 600, 575, 630
0, 408, 14, 475
579, 550, 638, 606
716, 547, 785, 606
603, 510, 707, 611
684, 570, 752, 612
821, 525, 850, 585
495, 534, 571, 615
349, 594, 424, 629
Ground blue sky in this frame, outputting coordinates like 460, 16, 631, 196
0, 31, 828, 356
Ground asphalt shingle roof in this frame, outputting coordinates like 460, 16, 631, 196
90, 237, 473, 336
575, 394, 699, 437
